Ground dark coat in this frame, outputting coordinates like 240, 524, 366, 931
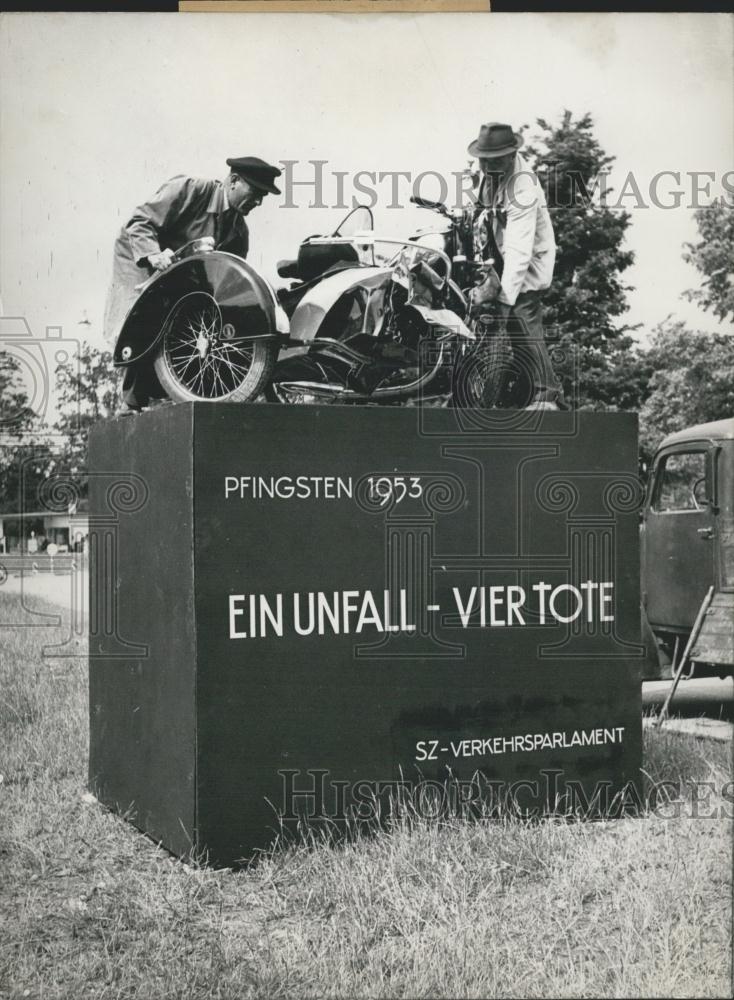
103, 175, 249, 343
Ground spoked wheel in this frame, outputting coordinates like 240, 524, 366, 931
451, 332, 511, 408
153, 291, 277, 402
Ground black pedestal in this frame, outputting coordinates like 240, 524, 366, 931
89, 404, 642, 866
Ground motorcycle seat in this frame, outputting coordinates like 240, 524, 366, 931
277, 258, 301, 279
277, 240, 361, 284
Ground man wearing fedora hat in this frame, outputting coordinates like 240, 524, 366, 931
467, 122, 564, 410
103, 156, 281, 410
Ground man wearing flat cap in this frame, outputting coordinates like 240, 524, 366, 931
467, 122, 565, 409
103, 156, 281, 409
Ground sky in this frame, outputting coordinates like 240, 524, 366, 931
0, 11, 732, 360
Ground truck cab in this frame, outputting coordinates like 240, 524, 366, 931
641, 417, 734, 679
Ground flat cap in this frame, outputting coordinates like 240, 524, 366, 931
226, 156, 281, 195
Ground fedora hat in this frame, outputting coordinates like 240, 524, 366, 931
467, 122, 523, 159
226, 156, 282, 195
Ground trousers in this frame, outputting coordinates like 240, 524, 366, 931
496, 291, 565, 407
121, 364, 165, 409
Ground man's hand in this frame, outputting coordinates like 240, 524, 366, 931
469, 264, 502, 317
147, 248, 176, 272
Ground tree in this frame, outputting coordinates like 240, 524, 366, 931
523, 111, 647, 409
638, 318, 734, 459
0, 350, 54, 515
0, 350, 37, 438
53, 342, 120, 496
682, 199, 734, 323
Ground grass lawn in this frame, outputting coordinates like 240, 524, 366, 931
0, 590, 731, 999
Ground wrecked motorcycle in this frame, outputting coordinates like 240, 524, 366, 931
113, 201, 504, 407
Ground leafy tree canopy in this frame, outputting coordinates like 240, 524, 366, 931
524, 111, 645, 409
53, 342, 119, 496
639, 318, 734, 458
682, 198, 734, 324
0, 350, 54, 515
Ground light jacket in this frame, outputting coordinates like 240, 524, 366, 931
476, 153, 556, 307
103, 176, 249, 343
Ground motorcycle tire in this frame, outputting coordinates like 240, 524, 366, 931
451, 333, 510, 408
152, 291, 278, 403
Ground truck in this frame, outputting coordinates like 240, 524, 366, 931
640, 416, 734, 682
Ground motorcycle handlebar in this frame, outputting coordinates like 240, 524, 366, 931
410, 195, 448, 215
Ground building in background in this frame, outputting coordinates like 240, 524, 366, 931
0, 503, 88, 555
